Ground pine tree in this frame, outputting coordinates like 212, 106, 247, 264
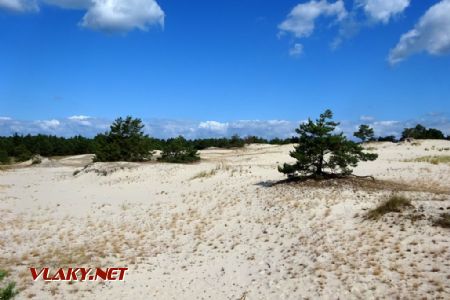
401, 124, 445, 140
159, 136, 200, 163
0, 149, 9, 164
278, 109, 378, 178
14, 144, 32, 162
94, 116, 152, 162
354, 124, 375, 142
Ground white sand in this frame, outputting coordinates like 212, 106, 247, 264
0, 140, 449, 299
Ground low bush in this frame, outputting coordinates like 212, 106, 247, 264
159, 136, 200, 163
405, 155, 450, 165
0, 269, 18, 300
0, 149, 9, 165
401, 124, 445, 140
366, 195, 413, 220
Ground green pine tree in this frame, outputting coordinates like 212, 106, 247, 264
14, 144, 32, 162
159, 136, 200, 163
354, 124, 375, 142
0, 149, 9, 165
94, 116, 152, 162
278, 109, 378, 178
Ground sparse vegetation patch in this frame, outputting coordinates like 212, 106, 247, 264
433, 213, 450, 228
366, 195, 413, 220
404, 155, 450, 165
191, 167, 218, 180
0, 269, 18, 300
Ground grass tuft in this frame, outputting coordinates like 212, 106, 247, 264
366, 195, 413, 220
191, 168, 218, 180
0, 269, 18, 300
190, 163, 229, 180
404, 155, 450, 165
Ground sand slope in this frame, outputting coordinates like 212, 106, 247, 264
0, 140, 449, 299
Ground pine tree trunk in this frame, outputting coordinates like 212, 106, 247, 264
317, 149, 324, 175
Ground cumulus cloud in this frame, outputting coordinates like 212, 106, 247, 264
198, 121, 229, 134
0, 117, 110, 136
371, 120, 402, 136
279, 0, 347, 39
289, 43, 304, 57
357, 0, 410, 24
36, 119, 61, 130
1, 115, 449, 139
0, 0, 38, 12
68, 115, 93, 126
0, 0, 164, 33
80, 0, 164, 33
360, 115, 375, 122
278, 0, 414, 54
331, 13, 361, 49
388, 0, 450, 64
68, 115, 91, 120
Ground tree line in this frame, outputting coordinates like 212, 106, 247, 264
0, 115, 448, 165
0, 117, 301, 164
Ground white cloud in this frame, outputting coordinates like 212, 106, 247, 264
198, 121, 229, 133
37, 119, 61, 130
357, 0, 410, 24
0, 0, 164, 34
279, 0, 347, 39
1, 115, 449, 139
331, 14, 361, 49
68, 115, 91, 120
374, 120, 399, 126
289, 43, 304, 57
267, 120, 292, 126
278, 1, 347, 54
0, 0, 38, 12
389, 0, 450, 64
360, 115, 375, 122
80, 0, 164, 33
68, 115, 92, 126
278, 0, 413, 54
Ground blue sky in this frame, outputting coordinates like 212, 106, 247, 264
1, 0, 450, 138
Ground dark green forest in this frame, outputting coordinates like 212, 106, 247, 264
0, 122, 448, 164
0, 133, 299, 164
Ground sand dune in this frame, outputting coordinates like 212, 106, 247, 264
1, 141, 449, 299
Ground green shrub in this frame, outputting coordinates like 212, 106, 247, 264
366, 195, 412, 220
377, 135, 397, 142
401, 124, 445, 140
13, 144, 32, 162
94, 116, 153, 162
0, 149, 9, 165
159, 136, 200, 163
0, 270, 18, 300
